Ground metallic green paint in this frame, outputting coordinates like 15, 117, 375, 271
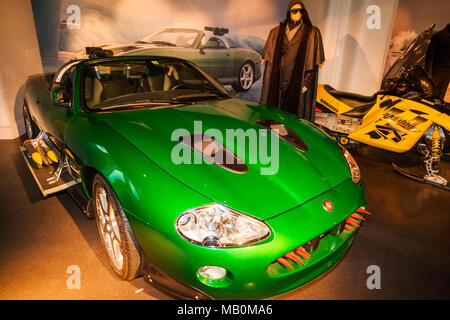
24, 56, 366, 299
91, 98, 353, 220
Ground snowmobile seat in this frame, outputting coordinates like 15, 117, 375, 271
324, 85, 376, 104
323, 85, 377, 116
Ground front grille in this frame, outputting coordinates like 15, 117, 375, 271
267, 207, 371, 276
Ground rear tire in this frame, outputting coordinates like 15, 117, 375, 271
232, 62, 255, 92
23, 103, 39, 140
92, 174, 141, 280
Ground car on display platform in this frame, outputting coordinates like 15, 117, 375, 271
21, 50, 369, 299
71, 27, 262, 92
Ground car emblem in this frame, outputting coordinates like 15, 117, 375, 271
322, 200, 334, 212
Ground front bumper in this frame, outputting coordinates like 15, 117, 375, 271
128, 178, 366, 300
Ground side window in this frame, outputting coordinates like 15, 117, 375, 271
204, 37, 227, 49
53, 61, 78, 106
59, 66, 75, 104
216, 38, 226, 49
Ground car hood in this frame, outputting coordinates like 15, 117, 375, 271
93, 98, 351, 220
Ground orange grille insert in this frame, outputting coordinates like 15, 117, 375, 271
274, 207, 372, 270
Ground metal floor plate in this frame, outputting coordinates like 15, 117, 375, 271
19, 146, 80, 197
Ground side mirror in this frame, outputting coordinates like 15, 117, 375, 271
51, 84, 70, 108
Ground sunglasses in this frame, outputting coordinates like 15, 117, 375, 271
290, 8, 303, 14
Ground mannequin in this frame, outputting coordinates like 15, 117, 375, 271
260, 0, 324, 122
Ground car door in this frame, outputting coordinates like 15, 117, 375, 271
194, 37, 234, 81
37, 64, 76, 151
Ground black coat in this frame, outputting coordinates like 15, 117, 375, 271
260, 23, 325, 120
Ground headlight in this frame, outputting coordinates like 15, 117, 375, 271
176, 204, 270, 247
343, 149, 361, 184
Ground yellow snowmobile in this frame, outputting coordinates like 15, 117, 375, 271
315, 65, 450, 190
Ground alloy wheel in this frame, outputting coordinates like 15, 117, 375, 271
239, 63, 254, 91
95, 185, 124, 271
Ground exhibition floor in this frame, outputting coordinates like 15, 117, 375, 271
0, 137, 448, 300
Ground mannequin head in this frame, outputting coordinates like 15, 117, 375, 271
285, 1, 311, 27
289, 3, 303, 23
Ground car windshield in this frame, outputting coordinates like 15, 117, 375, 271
82, 58, 230, 111
139, 29, 201, 48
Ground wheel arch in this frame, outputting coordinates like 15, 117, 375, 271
90, 169, 144, 279
81, 165, 99, 199
23, 76, 46, 126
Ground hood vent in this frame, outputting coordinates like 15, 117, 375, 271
179, 133, 248, 174
256, 120, 308, 152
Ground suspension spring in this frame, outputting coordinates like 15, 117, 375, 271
431, 126, 442, 159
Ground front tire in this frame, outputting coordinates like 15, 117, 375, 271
92, 174, 141, 280
232, 62, 255, 92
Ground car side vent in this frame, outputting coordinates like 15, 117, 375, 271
256, 120, 308, 152
179, 133, 248, 174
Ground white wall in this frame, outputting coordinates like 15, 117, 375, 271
306, 0, 398, 95
0, 0, 43, 139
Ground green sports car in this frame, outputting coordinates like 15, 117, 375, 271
22, 52, 367, 299
71, 27, 262, 92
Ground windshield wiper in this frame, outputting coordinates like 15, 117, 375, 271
171, 93, 221, 102
97, 101, 178, 111
135, 40, 150, 44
